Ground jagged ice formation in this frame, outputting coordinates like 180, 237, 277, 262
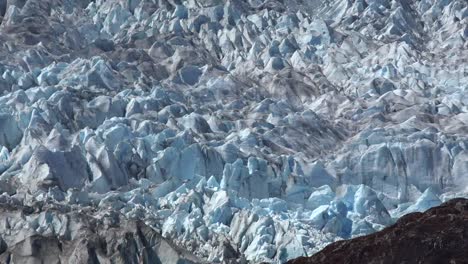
0, 0, 466, 263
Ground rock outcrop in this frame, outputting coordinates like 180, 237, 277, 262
287, 198, 468, 264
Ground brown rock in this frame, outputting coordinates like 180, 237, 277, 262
287, 198, 468, 264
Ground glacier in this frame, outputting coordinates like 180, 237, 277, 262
0, 0, 466, 262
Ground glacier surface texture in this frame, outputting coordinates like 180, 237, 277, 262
0, 0, 466, 262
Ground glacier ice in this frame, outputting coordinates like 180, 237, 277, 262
0, 0, 466, 262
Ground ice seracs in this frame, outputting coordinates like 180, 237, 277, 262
0, 0, 466, 263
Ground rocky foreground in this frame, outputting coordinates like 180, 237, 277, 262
287, 198, 468, 264
1, 198, 466, 264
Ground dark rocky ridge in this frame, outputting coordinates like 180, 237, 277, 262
287, 198, 468, 264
